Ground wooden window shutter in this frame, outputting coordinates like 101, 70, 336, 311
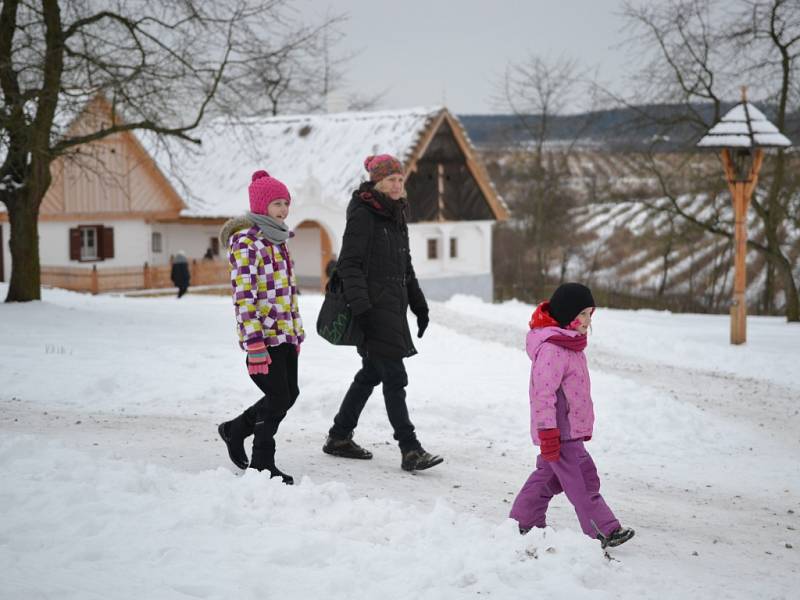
69, 228, 81, 260
101, 227, 115, 259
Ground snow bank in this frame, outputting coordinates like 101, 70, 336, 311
1, 435, 621, 600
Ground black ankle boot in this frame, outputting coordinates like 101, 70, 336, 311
322, 434, 373, 459
400, 448, 443, 472
218, 421, 248, 469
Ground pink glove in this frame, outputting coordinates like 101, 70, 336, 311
246, 340, 271, 375
296, 344, 301, 355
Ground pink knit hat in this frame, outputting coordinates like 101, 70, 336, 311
364, 154, 403, 182
248, 170, 291, 214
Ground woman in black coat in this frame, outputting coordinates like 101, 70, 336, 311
322, 154, 443, 472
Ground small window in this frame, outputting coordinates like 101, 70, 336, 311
450, 237, 458, 259
427, 238, 438, 260
70, 225, 113, 261
210, 237, 220, 256
152, 232, 163, 253
80, 226, 99, 260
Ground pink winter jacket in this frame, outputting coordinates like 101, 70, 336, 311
527, 326, 594, 445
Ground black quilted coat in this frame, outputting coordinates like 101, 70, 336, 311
338, 182, 428, 359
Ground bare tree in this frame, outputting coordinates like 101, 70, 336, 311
620, 0, 800, 321
0, 0, 343, 302
491, 54, 598, 299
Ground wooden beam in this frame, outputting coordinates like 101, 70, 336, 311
37, 210, 182, 222
437, 163, 445, 221
404, 109, 447, 175
743, 148, 764, 202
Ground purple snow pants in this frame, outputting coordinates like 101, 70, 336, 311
509, 440, 620, 539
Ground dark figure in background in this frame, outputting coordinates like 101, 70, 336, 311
322, 154, 443, 473
170, 250, 191, 298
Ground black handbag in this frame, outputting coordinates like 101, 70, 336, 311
316, 270, 364, 346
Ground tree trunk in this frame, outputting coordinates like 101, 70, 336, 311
761, 151, 798, 321
4, 191, 42, 301
762, 262, 774, 314
777, 254, 800, 322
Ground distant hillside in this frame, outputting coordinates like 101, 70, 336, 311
483, 146, 800, 315
457, 103, 796, 151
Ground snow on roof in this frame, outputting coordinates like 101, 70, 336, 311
697, 102, 792, 148
157, 107, 443, 218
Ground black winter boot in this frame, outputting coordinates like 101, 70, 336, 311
322, 434, 373, 459
218, 421, 248, 469
250, 433, 293, 484
250, 447, 294, 485
249, 462, 294, 485
400, 448, 443, 472
597, 526, 635, 549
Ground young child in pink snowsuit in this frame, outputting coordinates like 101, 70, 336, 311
509, 283, 634, 549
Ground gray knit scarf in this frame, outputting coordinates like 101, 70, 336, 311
247, 212, 290, 244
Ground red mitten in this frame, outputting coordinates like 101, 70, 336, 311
246, 340, 271, 375
538, 428, 561, 462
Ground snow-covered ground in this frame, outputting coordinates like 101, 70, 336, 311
1, 284, 798, 599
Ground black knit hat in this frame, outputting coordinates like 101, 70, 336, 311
549, 283, 595, 328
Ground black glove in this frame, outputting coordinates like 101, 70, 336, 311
416, 312, 429, 338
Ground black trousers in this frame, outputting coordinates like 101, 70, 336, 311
231, 343, 299, 468
330, 355, 419, 453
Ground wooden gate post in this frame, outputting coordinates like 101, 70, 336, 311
90, 264, 99, 295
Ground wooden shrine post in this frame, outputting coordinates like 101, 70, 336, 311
719, 146, 763, 344
697, 86, 790, 345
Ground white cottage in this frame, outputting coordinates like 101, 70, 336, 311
172, 108, 508, 300
1, 98, 507, 300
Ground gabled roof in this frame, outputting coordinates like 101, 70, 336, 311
697, 102, 792, 149
166, 107, 506, 220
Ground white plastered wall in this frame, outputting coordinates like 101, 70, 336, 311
154, 222, 224, 265
409, 221, 493, 277
38, 220, 151, 267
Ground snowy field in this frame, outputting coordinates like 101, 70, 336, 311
1, 284, 798, 599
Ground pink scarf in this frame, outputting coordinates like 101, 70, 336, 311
547, 333, 587, 352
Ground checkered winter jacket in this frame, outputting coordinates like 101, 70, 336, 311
222, 218, 304, 349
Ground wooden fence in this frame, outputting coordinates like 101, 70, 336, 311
41, 260, 229, 294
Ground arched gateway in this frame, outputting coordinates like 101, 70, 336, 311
292, 219, 335, 291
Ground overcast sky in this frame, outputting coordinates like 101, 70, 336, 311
295, 0, 635, 114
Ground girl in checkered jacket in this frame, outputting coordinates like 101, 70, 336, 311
216, 170, 304, 484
